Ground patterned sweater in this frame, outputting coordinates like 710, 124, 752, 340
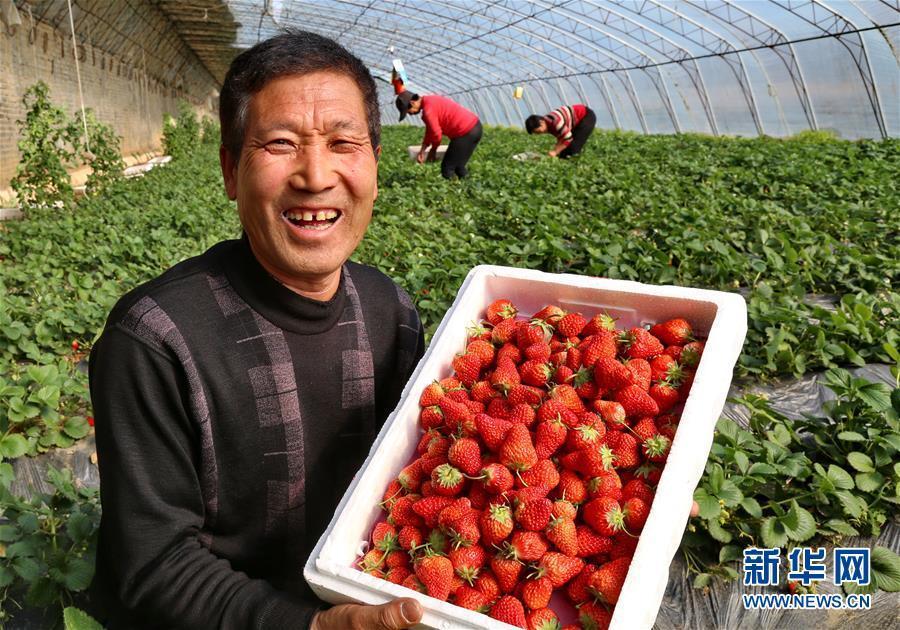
88, 237, 424, 629
544, 103, 588, 146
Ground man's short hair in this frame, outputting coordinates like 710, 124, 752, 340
525, 115, 544, 134
219, 29, 380, 158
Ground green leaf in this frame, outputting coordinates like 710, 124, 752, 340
0, 462, 13, 487
854, 471, 884, 493
61, 557, 94, 591
25, 576, 58, 607
693, 573, 712, 589
760, 517, 789, 548
856, 382, 892, 413
740, 497, 763, 518
67, 512, 93, 543
719, 545, 743, 563
12, 555, 42, 582
827, 465, 855, 490
0, 433, 29, 459
694, 488, 721, 520
63, 415, 91, 439
0, 564, 14, 588
734, 451, 750, 474
747, 462, 777, 476
835, 490, 865, 518
0, 524, 18, 541
64, 607, 105, 630
822, 519, 858, 536
871, 546, 900, 592
783, 501, 816, 542
717, 480, 744, 506
836, 431, 865, 442
846, 452, 875, 473
707, 519, 733, 543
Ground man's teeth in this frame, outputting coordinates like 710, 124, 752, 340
285, 210, 339, 222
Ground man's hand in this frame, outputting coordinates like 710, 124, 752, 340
311, 598, 423, 630
428, 148, 438, 162
416, 151, 427, 164
547, 149, 558, 157
690, 500, 700, 518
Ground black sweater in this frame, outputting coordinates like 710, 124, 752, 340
88, 238, 425, 629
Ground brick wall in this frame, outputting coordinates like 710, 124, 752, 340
0, 5, 220, 194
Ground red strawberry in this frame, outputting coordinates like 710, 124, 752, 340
650, 318, 693, 346
467, 321, 493, 343
398, 460, 424, 492
452, 352, 482, 386
514, 498, 552, 531
533, 305, 566, 325
576, 445, 617, 478
593, 358, 633, 391
507, 384, 545, 406
681, 340, 704, 367
454, 584, 491, 612
419, 382, 445, 407
475, 413, 512, 452
517, 319, 554, 349
412, 496, 455, 528
649, 354, 682, 383
586, 470, 622, 501
486, 299, 518, 325
591, 399, 627, 429
490, 595, 527, 628
481, 503, 514, 546
414, 551, 454, 601
524, 342, 552, 362
496, 341, 523, 364
520, 360, 552, 387
583, 496, 626, 537
553, 364, 574, 384
398, 525, 425, 551
580, 331, 618, 367
631, 416, 658, 443
623, 496, 650, 532
614, 385, 660, 417
678, 367, 696, 400
607, 430, 641, 469
565, 421, 605, 452
551, 498, 577, 520
388, 494, 423, 527
467, 339, 496, 366
471, 380, 498, 403
371, 522, 399, 552
526, 608, 561, 630
643, 433, 671, 464
508, 403, 537, 427
588, 557, 630, 604
534, 417, 568, 459
385, 565, 412, 584
492, 319, 519, 346
625, 358, 651, 391
649, 381, 680, 413
491, 357, 521, 394
491, 554, 524, 594
521, 575, 554, 610
519, 459, 560, 490
546, 515, 578, 556
431, 464, 465, 496
478, 462, 515, 495
622, 478, 654, 504
508, 530, 550, 562
557, 312, 587, 337
449, 545, 487, 584
380, 479, 404, 511
448, 437, 482, 476
402, 573, 426, 593
549, 384, 585, 412
500, 424, 538, 472
579, 600, 612, 630
438, 397, 473, 433
533, 551, 584, 588
555, 470, 587, 504
474, 569, 501, 601
418, 405, 444, 431
620, 327, 664, 359
582, 312, 617, 336
576, 525, 612, 558
610, 531, 639, 560
566, 562, 598, 605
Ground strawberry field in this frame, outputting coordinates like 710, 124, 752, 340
1, 124, 899, 624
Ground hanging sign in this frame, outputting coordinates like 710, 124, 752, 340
513, 86, 524, 99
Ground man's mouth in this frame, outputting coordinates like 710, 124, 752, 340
283, 209, 341, 231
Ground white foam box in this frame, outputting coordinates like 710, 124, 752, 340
408, 144, 448, 161
305, 265, 747, 629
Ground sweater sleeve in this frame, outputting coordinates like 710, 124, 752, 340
90, 326, 320, 630
422, 104, 443, 148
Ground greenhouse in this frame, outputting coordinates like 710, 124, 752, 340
0, 1, 898, 629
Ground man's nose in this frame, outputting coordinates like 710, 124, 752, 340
288, 144, 338, 193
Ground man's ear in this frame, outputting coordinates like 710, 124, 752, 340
373, 145, 381, 202
220, 145, 238, 200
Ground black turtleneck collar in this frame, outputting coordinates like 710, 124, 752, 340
220, 235, 347, 335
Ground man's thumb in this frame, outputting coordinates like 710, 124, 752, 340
371, 597, 423, 629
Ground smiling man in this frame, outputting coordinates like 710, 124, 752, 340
88, 31, 424, 629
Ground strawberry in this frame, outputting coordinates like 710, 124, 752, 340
431, 464, 465, 496
514, 497, 552, 531
526, 608, 561, 630
607, 430, 640, 469
520, 360, 552, 387
508, 403, 537, 427
614, 385, 660, 417
467, 321, 493, 343
401, 573, 427, 593
371, 522, 398, 552
551, 498, 577, 520
474, 568, 501, 600
514, 485, 550, 503
521, 575, 554, 610
649, 381, 680, 413
380, 479, 404, 512
549, 384, 585, 412
681, 340, 704, 367
448, 437, 482, 476
471, 380, 498, 403
588, 557, 630, 604
438, 397, 473, 433
385, 549, 410, 569
411, 496, 455, 528
622, 478, 654, 504
414, 551, 454, 601
650, 318, 693, 346
491, 553, 524, 594
546, 515, 578, 556
453, 584, 491, 612
577, 445, 617, 478
576, 525, 612, 558
452, 352, 482, 386
486, 299, 518, 325
582, 313, 617, 336
467, 338, 496, 365
534, 417, 568, 459
496, 341, 523, 364
517, 319, 554, 350
524, 342, 552, 362
508, 530, 550, 562
565, 422, 605, 452
478, 462, 515, 495
581, 332, 617, 367
385, 565, 412, 584
643, 433, 671, 463
475, 413, 513, 451
553, 364, 574, 384
481, 503, 514, 546
678, 367, 696, 400
533, 305, 566, 325
490, 595, 527, 628
358, 548, 385, 573
566, 562, 597, 605
418, 430, 449, 456
419, 382, 445, 407
578, 600, 612, 630
557, 312, 587, 337
625, 358, 651, 391
631, 416, 658, 443
500, 424, 538, 472
593, 358, 633, 391
533, 551, 584, 588
609, 532, 639, 560
583, 496, 625, 537
418, 405, 444, 431
649, 354, 682, 384
586, 470, 622, 501
620, 327, 664, 359
555, 469, 587, 504
492, 319, 519, 346
449, 545, 487, 584
398, 460, 424, 492
623, 496, 649, 532
507, 384, 545, 406
519, 459, 560, 490
388, 494, 423, 527
655, 413, 679, 440
491, 357, 521, 395
591, 399, 627, 429
398, 525, 425, 551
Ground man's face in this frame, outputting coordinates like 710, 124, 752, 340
536, 120, 548, 134
408, 98, 423, 116
221, 71, 379, 293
